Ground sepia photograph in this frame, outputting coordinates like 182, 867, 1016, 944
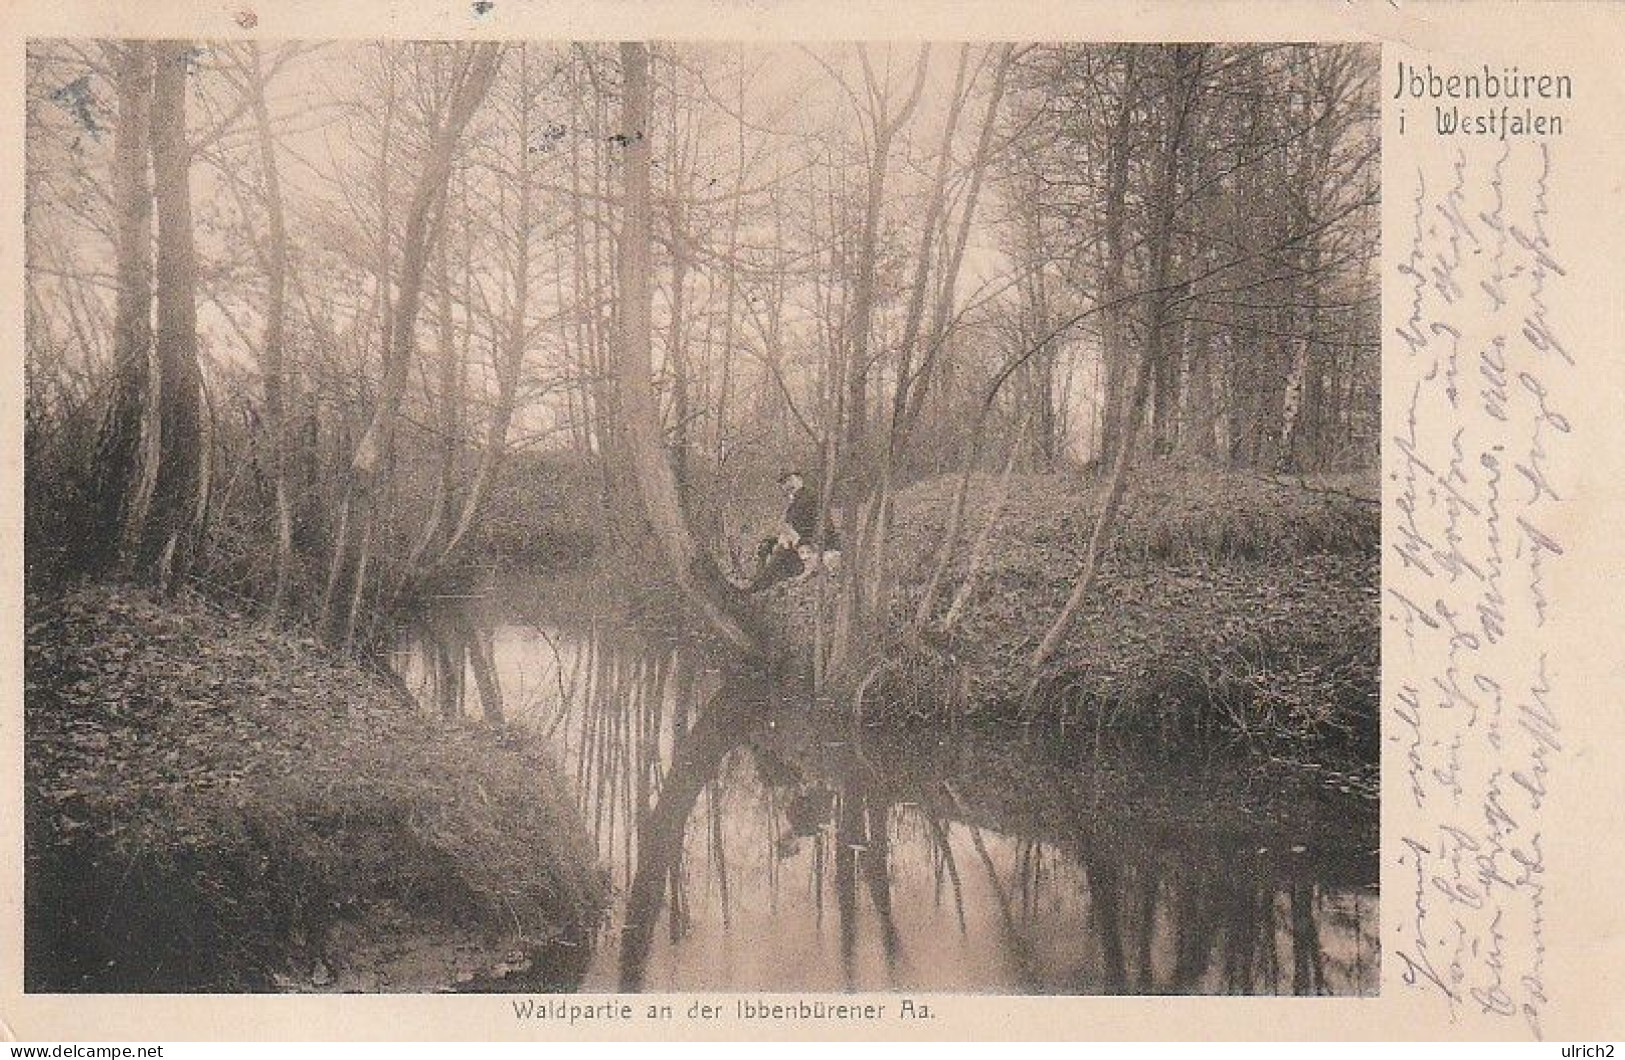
22, 39, 1381, 998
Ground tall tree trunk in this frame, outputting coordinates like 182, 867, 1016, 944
567, 80, 609, 483
900, 44, 1014, 449
322, 54, 396, 624
841, 46, 973, 653
438, 46, 533, 568
887, 45, 972, 445
349, 45, 500, 495
668, 212, 691, 504
830, 46, 931, 673
246, 43, 294, 612
711, 58, 748, 473
1283, 194, 1327, 469
843, 44, 931, 460
1096, 50, 1138, 465
146, 40, 207, 590
865, 45, 1013, 637
615, 42, 766, 661
582, 61, 641, 543
94, 41, 156, 575
398, 221, 459, 585
846, 47, 1010, 648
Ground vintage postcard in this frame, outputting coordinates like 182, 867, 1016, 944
1, 0, 1621, 1043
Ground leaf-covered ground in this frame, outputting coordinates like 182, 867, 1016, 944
876, 460, 1380, 754
24, 583, 607, 992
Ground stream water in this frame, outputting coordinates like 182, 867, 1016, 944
389, 576, 1379, 996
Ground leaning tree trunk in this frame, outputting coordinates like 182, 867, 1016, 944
615, 42, 766, 662
436, 46, 535, 570
321, 55, 395, 624
322, 43, 502, 640
397, 220, 460, 588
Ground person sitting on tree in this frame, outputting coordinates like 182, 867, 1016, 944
747, 469, 826, 592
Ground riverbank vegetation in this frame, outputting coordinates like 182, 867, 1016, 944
25, 582, 607, 991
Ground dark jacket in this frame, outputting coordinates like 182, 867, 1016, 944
783, 485, 822, 543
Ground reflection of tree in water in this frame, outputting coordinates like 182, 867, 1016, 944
409, 606, 504, 723
401, 610, 1377, 995
1002, 828, 1369, 995
617, 675, 765, 989
614, 676, 907, 991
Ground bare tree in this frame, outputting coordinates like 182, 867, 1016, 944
321, 42, 502, 643
90, 40, 157, 573
240, 42, 295, 611
1026, 45, 1207, 682
614, 42, 767, 660
144, 40, 208, 589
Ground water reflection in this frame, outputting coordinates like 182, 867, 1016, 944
393, 595, 1378, 995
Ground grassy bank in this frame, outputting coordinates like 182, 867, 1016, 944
869, 459, 1380, 754
536, 456, 1378, 757
24, 584, 608, 992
